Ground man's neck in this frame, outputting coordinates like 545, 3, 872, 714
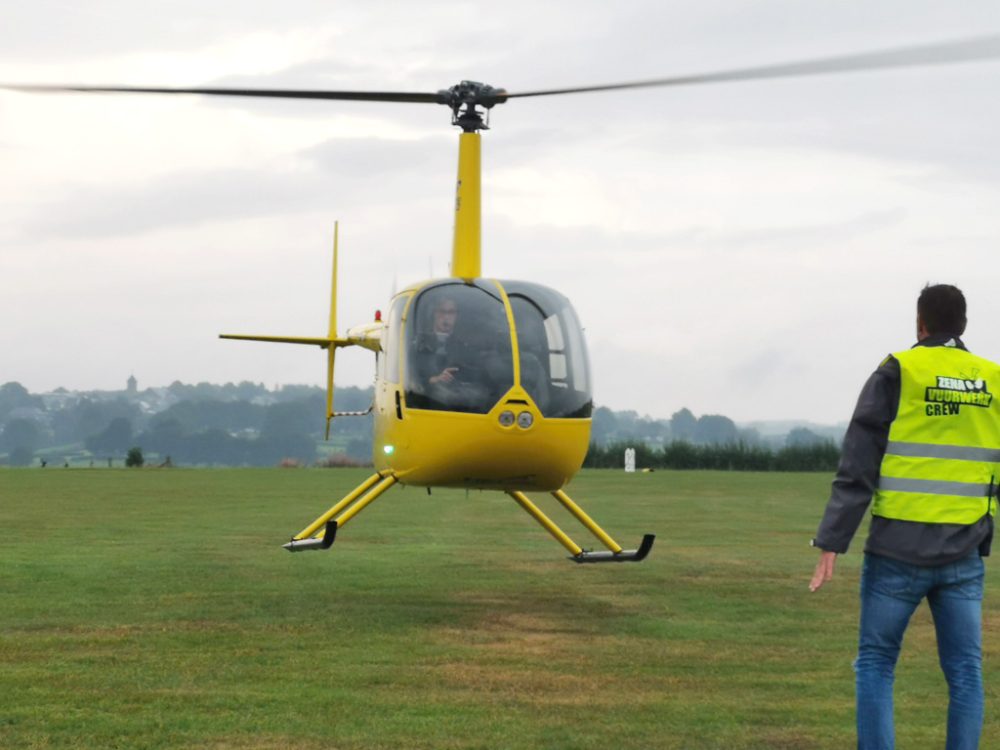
916, 332, 966, 350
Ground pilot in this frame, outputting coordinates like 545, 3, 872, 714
413, 294, 492, 410
425, 296, 461, 387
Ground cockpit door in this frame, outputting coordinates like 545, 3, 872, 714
403, 281, 515, 414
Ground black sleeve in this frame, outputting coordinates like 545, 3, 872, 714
813, 356, 900, 553
412, 336, 438, 383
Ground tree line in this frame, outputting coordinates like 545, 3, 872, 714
591, 405, 841, 449
584, 440, 840, 472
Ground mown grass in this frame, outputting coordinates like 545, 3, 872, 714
0, 468, 997, 749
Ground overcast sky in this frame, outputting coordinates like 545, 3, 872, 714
2, 1, 999, 424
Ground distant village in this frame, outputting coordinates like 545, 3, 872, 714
33, 375, 279, 416
0, 376, 373, 468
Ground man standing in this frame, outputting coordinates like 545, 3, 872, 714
810, 284, 999, 750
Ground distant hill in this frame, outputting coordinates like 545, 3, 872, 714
739, 419, 847, 441
2, 378, 845, 467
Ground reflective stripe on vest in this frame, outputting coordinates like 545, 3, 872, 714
873, 345, 1000, 525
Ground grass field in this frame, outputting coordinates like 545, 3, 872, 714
1, 468, 998, 749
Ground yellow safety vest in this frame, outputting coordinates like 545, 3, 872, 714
873, 344, 1000, 525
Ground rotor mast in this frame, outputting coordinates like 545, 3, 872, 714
451, 132, 480, 278
440, 81, 506, 280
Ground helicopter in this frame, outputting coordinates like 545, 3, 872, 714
5, 35, 1000, 562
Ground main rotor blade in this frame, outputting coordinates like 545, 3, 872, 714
4, 35, 999, 110
502, 35, 1000, 100
1, 84, 445, 104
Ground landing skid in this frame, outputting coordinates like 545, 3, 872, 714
283, 519, 338, 552
572, 533, 656, 563
282, 472, 654, 563
507, 489, 655, 564
283, 471, 396, 552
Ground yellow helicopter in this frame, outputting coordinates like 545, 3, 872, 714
6, 35, 1000, 561
220, 83, 651, 563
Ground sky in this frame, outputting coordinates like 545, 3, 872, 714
2, 1, 999, 424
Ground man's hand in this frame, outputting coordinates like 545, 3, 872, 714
809, 550, 837, 592
430, 367, 459, 386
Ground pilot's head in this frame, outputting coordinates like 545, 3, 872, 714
433, 297, 458, 336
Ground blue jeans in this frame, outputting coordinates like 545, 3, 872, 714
856, 552, 984, 750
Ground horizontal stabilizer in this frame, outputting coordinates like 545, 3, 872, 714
572, 534, 655, 564
219, 333, 350, 347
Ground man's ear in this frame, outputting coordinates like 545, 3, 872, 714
917, 315, 930, 341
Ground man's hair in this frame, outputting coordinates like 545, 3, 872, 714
433, 295, 457, 311
917, 284, 967, 336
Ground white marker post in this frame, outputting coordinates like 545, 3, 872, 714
624, 447, 636, 473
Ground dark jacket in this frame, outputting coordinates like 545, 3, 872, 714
813, 334, 994, 566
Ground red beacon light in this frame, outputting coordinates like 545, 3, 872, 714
374, 309, 382, 322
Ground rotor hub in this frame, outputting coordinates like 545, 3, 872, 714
436, 80, 508, 132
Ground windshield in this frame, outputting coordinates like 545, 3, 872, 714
503, 280, 593, 419
404, 281, 514, 414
